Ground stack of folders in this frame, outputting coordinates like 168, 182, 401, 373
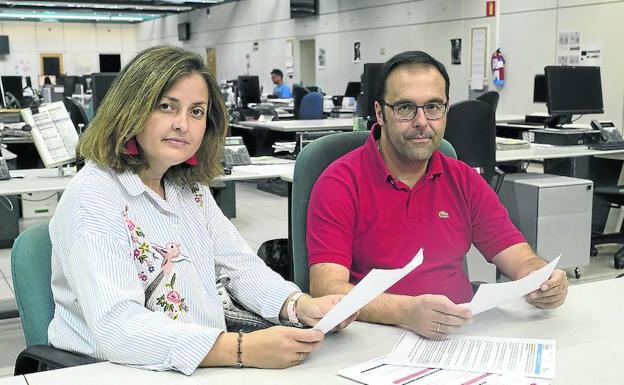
496, 136, 531, 151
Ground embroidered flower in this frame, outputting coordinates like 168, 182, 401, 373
138, 241, 150, 254
191, 185, 204, 208
166, 290, 182, 304
155, 273, 188, 320
133, 249, 140, 257
126, 219, 136, 232
138, 272, 148, 282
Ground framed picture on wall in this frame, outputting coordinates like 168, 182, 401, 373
353, 41, 361, 62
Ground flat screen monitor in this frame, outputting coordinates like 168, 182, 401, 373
344, 81, 361, 98
178, 22, 190, 41
545, 65, 603, 127
237, 75, 261, 108
1, 76, 24, 105
91, 72, 118, 114
360, 63, 383, 122
0, 36, 9, 55
533, 74, 546, 103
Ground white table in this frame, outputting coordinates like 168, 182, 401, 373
22, 278, 624, 384
0, 160, 295, 197
496, 143, 624, 162
238, 118, 354, 133
0, 376, 27, 385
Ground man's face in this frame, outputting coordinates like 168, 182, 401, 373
271, 73, 282, 85
374, 65, 447, 163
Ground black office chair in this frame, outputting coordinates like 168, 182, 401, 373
62, 97, 89, 133
591, 185, 624, 269
476, 91, 500, 113
444, 99, 504, 193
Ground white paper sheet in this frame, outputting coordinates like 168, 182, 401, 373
463, 256, 560, 315
387, 333, 556, 379
339, 355, 550, 385
313, 249, 424, 333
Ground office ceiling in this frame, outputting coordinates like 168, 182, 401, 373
0, 0, 237, 23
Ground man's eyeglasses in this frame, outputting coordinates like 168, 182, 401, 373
382, 101, 448, 121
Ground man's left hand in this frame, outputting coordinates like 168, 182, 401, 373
525, 269, 568, 309
296, 294, 358, 332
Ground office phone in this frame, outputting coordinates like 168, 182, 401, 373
222, 136, 251, 167
589, 120, 624, 150
0, 157, 10, 180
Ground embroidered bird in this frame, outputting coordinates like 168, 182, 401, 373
144, 243, 190, 305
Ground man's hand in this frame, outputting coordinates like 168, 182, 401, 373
296, 294, 358, 332
404, 294, 473, 339
525, 269, 568, 309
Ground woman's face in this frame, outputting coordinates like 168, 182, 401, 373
136, 73, 209, 174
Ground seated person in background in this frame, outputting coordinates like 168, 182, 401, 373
48, 46, 355, 375
307, 50, 568, 339
271, 68, 292, 98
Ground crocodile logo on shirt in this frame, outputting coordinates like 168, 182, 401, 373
438, 210, 449, 219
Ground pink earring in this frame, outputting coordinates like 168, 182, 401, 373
125, 137, 139, 155
184, 154, 198, 166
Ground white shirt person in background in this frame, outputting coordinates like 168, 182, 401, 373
48, 46, 355, 375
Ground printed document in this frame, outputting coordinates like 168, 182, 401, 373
313, 249, 423, 333
387, 333, 556, 379
339, 355, 550, 385
464, 256, 560, 315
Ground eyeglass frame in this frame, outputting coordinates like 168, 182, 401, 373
381, 100, 449, 121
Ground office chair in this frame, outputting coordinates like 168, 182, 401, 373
590, 186, 624, 269
476, 91, 500, 113
62, 97, 89, 133
444, 99, 504, 194
298, 92, 324, 120
290, 131, 457, 292
11, 223, 97, 375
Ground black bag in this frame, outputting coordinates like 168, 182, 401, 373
257, 238, 291, 280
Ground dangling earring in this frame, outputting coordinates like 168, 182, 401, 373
124, 137, 139, 155
184, 154, 198, 166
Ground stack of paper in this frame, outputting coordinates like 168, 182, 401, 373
496, 136, 531, 150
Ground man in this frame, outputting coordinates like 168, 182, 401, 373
271, 69, 292, 98
306, 51, 568, 339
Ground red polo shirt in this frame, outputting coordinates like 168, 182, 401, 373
306, 126, 525, 304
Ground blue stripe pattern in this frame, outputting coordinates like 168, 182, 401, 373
48, 162, 299, 375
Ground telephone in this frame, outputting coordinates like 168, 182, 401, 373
0, 157, 10, 180
222, 136, 251, 167
589, 120, 624, 150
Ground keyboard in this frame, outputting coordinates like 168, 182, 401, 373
589, 141, 624, 150
505, 119, 545, 126
0, 112, 23, 124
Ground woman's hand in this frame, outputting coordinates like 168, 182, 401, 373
296, 294, 358, 332
244, 326, 324, 368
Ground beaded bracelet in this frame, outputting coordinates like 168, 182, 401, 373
236, 330, 244, 368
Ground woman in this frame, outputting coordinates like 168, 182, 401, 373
49, 46, 354, 375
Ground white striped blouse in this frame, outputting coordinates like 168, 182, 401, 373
48, 162, 299, 375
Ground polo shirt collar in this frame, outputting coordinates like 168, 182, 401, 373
365, 123, 445, 185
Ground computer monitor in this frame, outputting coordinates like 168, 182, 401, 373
544, 65, 603, 128
91, 72, 118, 114
292, 84, 310, 119
359, 63, 383, 122
344, 82, 361, 98
1, 76, 23, 107
237, 75, 261, 108
533, 74, 546, 103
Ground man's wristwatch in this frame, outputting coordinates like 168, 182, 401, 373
285, 292, 306, 327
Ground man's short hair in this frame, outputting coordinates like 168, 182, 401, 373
375, 51, 450, 103
271, 69, 283, 78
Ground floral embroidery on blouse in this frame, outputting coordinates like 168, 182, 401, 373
156, 273, 189, 320
122, 205, 191, 318
191, 185, 204, 208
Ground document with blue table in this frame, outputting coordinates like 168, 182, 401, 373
324, 253, 561, 383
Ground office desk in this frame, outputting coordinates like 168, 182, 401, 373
496, 144, 624, 163
238, 118, 354, 133
23, 278, 624, 384
1, 136, 33, 144
0, 376, 26, 385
